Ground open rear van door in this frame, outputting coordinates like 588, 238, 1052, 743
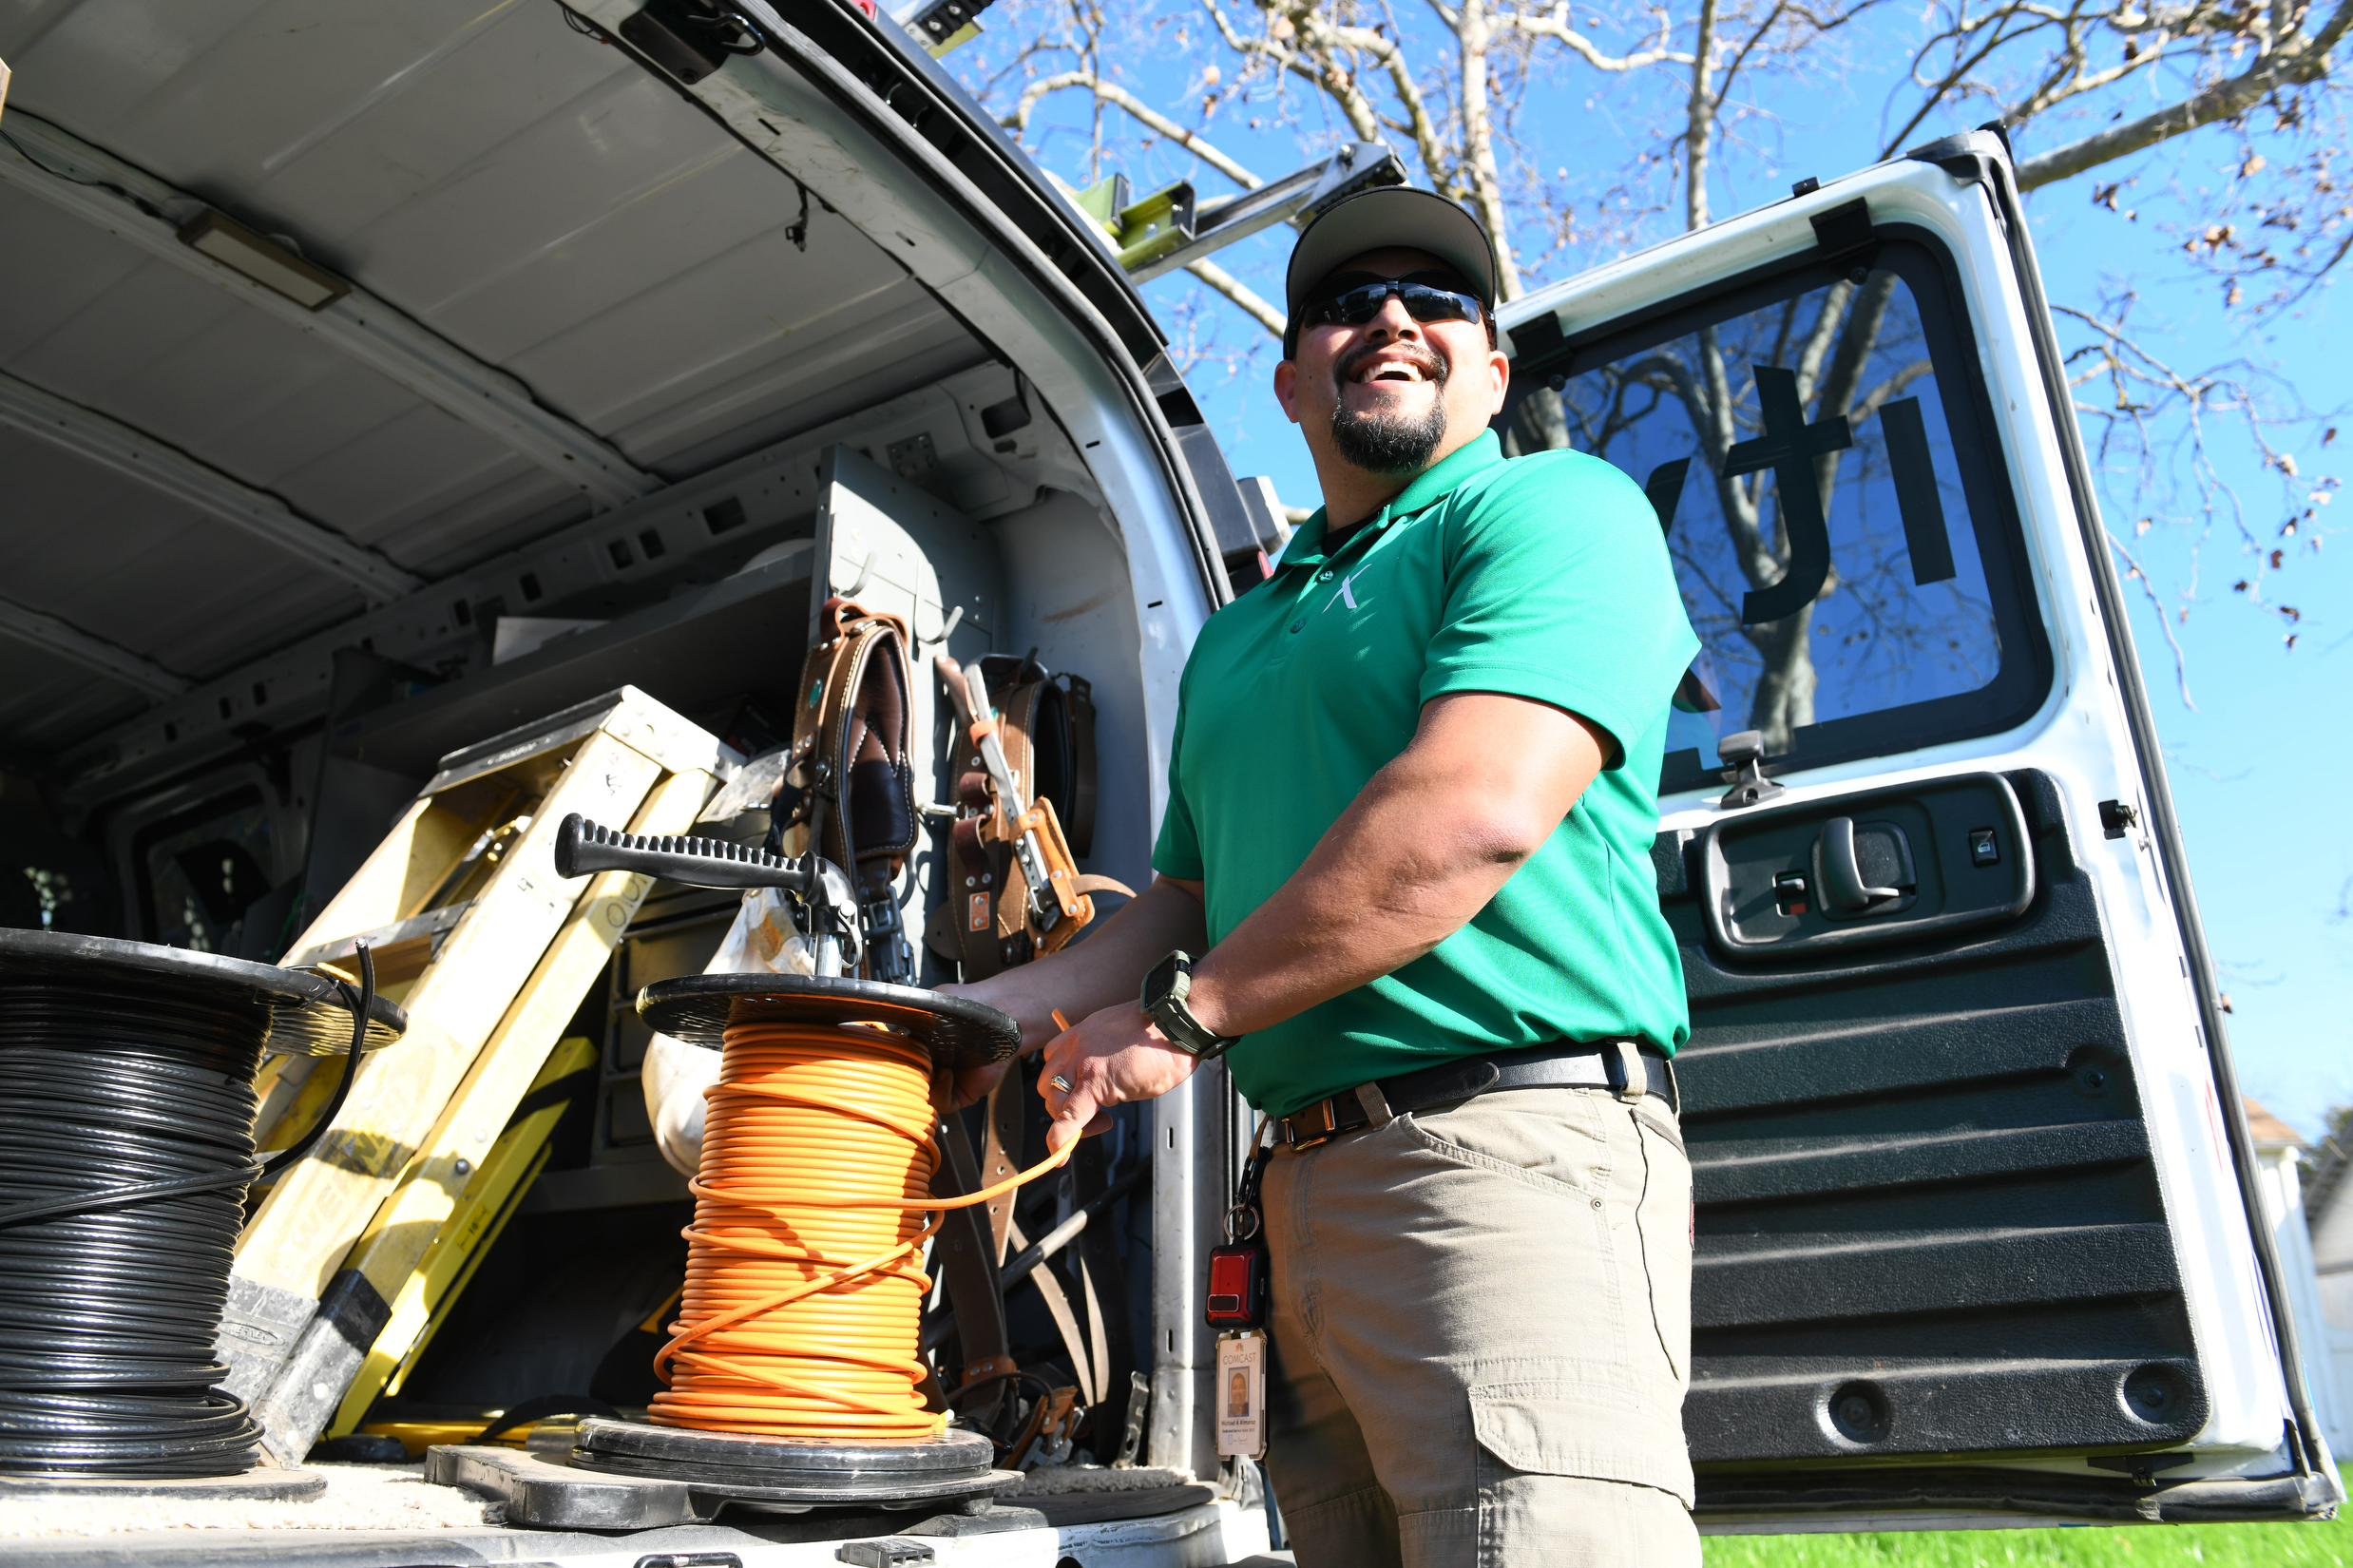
1498, 131, 2340, 1528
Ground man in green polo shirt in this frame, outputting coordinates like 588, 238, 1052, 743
945, 186, 1700, 1565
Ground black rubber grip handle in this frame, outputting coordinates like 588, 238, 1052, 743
552, 813, 812, 892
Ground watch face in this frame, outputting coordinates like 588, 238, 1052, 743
1144, 950, 1187, 1009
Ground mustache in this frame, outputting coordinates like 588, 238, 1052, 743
1332, 335, 1449, 390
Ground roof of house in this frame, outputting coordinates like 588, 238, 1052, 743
2247, 1096, 2305, 1152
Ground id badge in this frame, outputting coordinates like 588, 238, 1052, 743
1215, 1330, 1268, 1458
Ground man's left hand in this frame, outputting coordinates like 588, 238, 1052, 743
1040, 1002, 1199, 1152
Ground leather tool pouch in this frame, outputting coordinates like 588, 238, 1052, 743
928, 657, 1125, 981
786, 596, 918, 874
982, 658, 1100, 859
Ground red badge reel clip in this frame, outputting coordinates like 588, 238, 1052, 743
1205, 1140, 1270, 1329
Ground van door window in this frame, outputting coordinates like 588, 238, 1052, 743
134, 788, 274, 952
1504, 234, 2051, 794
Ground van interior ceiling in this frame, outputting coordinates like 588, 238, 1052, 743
0, 0, 1171, 943
0, 0, 1196, 1468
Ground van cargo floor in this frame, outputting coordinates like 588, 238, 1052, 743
0, 1461, 1268, 1567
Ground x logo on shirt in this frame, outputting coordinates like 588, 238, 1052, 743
1323, 572, 1367, 614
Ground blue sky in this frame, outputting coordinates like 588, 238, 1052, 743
952, 8, 2351, 1136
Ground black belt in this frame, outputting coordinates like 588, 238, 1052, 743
1275, 1040, 1676, 1150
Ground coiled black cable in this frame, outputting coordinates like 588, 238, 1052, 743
0, 947, 373, 1478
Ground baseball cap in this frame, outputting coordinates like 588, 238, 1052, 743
1284, 186, 1499, 319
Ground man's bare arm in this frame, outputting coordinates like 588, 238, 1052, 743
1039, 690, 1607, 1146
1183, 690, 1607, 1035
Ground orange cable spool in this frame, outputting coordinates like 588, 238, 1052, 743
649, 1017, 1070, 1442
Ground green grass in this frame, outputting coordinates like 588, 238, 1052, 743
1704, 1472, 2350, 1567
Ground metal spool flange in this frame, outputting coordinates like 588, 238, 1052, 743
0, 929, 405, 1055
0, 1469, 327, 1501
566, 1418, 1006, 1508
638, 973, 1018, 1069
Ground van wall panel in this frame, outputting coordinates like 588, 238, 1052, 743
0, 428, 357, 674
525, 234, 915, 437
416, 145, 788, 359
354, 74, 728, 309
0, 635, 150, 751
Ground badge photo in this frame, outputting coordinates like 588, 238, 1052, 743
1215, 1331, 1267, 1459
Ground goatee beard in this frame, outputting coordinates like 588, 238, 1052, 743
1330, 338, 1451, 473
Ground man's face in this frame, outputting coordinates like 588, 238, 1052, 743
1274, 246, 1511, 479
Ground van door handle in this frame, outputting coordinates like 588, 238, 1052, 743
1818, 817, 1900, 911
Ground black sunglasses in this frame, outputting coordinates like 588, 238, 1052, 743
1303, 271, 1487, 330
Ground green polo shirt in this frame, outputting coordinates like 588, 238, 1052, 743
1151, 430, 1699, 1117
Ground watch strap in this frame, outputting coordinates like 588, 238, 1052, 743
1154, 986, 1234, 1059
1145, 953, 1236, 1059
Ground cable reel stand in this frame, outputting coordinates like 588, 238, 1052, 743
430, 817, 1048, 1527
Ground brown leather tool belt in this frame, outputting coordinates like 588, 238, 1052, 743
1276, 1039, 1678, 1150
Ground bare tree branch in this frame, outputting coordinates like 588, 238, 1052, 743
1184, 257, 1290, 336
2017, 0, 2353, 186
1196, 0, 1387, 142
2106, 528, 2200, 706
1005, 69, 1268, 189
1685, 0, 1721, 228
1502, 3, 1693, 68
1327, 15, 1456, 189
1455, 0, 1524, 295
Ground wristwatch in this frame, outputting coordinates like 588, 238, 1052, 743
1141, 950, 1239, 1060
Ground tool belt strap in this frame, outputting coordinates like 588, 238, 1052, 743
1276, 1040, 1677, 1149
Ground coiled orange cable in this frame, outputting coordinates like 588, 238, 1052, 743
648, 1018, 1070, 1440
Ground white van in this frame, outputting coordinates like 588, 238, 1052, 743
0, 0, 2331, 1560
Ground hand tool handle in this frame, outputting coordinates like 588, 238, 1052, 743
956, 659, 1031, 814
552, 812, 813, 892
930, 657, 1094, 947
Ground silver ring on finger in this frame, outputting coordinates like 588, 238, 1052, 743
1050, 1075, 1073, 1094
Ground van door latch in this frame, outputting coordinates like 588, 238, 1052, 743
1717, 730, 1784, 810
1814, 816, 1913, 915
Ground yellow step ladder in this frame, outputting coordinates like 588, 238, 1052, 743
220, 687, 734, 1465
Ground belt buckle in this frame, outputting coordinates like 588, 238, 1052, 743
1286, 1098, 1342, 1150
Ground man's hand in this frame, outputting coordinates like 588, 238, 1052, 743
1039, 1002, 1199, 1152
932, 975, 1061, 1114
925, 877, 1212, 1118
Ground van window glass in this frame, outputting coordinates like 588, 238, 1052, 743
1502, 235, 2048, 797
140, 790, 274, 953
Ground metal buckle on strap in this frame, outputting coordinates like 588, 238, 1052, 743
1281, 1098, 1345, 1149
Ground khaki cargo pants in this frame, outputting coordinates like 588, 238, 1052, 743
1259, 1085, 1698, 1567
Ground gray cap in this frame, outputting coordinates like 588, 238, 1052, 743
1284, 186, 1499, 317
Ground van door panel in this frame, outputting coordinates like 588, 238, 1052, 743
1665, 771, 2205, 1465
1498, 143, 2328, 1520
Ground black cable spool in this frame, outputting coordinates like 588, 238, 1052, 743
0, 931, 403, 1482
